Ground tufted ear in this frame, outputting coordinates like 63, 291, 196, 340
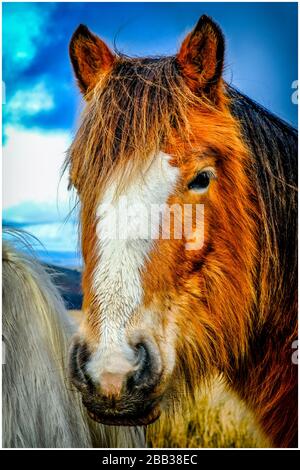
177, 15, 225, 94
69, 24, 115, 94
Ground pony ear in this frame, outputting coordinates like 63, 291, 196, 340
177, 15, 225, 93
69, 24, 115, 94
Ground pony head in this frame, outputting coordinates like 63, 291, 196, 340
67, 16, 257, 426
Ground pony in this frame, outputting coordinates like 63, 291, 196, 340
66, 15, 298, 447
2, 238, 144, 448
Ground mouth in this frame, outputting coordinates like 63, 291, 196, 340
85, 404, 161, 426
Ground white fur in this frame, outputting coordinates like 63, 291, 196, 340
88, 152, 179, 382
2, 239, 144, 448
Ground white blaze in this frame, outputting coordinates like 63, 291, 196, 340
87, 152, 179, 382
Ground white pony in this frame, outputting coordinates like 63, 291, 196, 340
2, 239, 144, 448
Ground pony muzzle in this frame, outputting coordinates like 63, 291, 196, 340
69, 337, 163, 425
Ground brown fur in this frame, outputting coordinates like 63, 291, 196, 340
67, 16, 297, 447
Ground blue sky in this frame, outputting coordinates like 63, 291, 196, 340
2, 2, 298, 266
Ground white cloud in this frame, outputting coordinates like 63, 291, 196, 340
7, 83, 54, 119
2, 126, 72, 210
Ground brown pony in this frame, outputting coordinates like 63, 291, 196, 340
66, 15, 298, 447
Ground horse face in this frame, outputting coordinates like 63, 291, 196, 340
68, 16, 256, 426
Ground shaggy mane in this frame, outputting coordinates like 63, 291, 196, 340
228, 85, 297, 328
66, 55, 227, 197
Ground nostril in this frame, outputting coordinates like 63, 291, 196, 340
69, 341, 93, 391
128, 342, 155, 391
134, 343, 151, 382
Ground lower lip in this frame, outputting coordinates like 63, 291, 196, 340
87, 408, 161, 426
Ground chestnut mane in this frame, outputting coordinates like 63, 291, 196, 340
67, 55, 233, 196
228, 86, 297, 328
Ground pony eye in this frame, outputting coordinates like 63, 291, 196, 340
188, 169, 216, 193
